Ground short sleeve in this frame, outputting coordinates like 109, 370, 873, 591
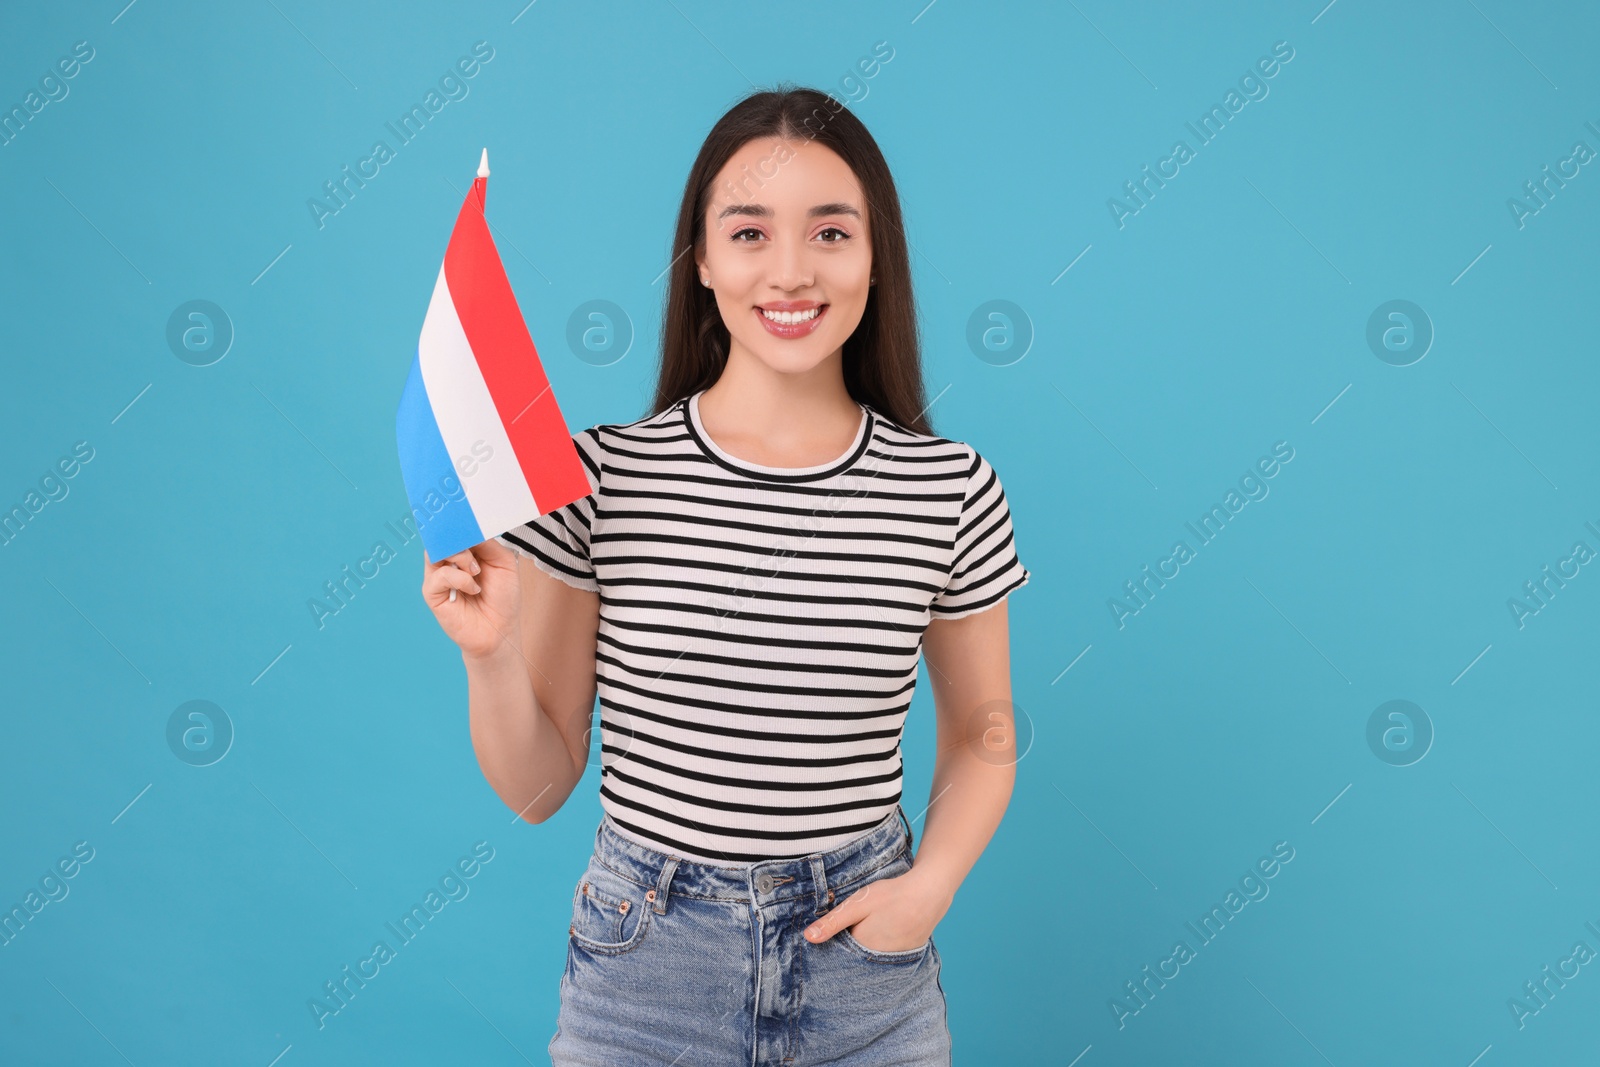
495, 426, 604, 593
929, 446, 1030, 620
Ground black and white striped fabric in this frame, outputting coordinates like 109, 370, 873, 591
497, 388, 1030, 863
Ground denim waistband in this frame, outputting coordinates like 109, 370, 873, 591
592, 807, 914, 914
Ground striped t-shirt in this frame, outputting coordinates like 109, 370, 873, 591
496, 388, 1030, 863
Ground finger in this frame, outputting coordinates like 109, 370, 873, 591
446, 547, 481, 575
805, 893, 866, 943
425, 562, 482, 602
423, 547, 479, 576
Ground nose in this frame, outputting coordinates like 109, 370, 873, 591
769, 232, 812, 291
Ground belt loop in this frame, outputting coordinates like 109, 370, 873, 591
809, 855, 831, 916
896, 804, 914, 852
651, 856, 679, 915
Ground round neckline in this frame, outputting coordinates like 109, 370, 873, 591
683, 389, 874, 483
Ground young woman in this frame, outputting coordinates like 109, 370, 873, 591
422, 85, 1029, 1065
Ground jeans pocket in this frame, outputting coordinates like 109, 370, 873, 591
569, 859, 652, 956
834, 850, 931, 964
838, 926, 933, 964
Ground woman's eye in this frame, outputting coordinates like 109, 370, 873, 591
728, 226, 850, 243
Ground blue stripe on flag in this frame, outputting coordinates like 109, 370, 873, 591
396, 348, 484, 560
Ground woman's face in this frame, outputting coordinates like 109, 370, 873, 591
697, 136, 873, 377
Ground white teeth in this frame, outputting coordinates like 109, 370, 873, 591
760, 307, 821, 324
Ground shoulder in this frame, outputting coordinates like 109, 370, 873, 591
866, 408, 1010, 501
570, 403, 685, 476
864, 405, 974, 474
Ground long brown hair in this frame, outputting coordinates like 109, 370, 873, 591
649, 84, 932, 436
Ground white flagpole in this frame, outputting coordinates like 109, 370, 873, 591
448, 148, 491, 605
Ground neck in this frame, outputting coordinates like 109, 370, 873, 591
697, 348, 861, 467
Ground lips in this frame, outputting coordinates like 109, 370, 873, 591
760, 306, 822, 324
755, 303, 828, 338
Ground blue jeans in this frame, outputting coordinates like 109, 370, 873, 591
550, 806, 952, 1065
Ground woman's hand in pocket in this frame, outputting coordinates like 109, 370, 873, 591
804, 868, 953, 954
422, 538, 523, 660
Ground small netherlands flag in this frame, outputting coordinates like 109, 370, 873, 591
396, 148, 591, 565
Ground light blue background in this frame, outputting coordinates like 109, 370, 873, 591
3, 1, 1598, 1064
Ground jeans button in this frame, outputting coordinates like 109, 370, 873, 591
755, 873, 773, 893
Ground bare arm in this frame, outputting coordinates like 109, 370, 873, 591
913, 598, 1019, 905
802, 598, 1018, 950
423, 539, 600, 823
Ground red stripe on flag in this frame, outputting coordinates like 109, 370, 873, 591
443, 185, 591, 515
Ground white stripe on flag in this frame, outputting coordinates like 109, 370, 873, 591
416, 264, 537, 538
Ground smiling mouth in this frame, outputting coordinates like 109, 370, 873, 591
754, 304, 829, 338
759, 306, 824, 324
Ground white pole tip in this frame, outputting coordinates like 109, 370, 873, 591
478, 148, 490, 177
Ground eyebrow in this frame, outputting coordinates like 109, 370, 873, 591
715, 201, 861, 222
